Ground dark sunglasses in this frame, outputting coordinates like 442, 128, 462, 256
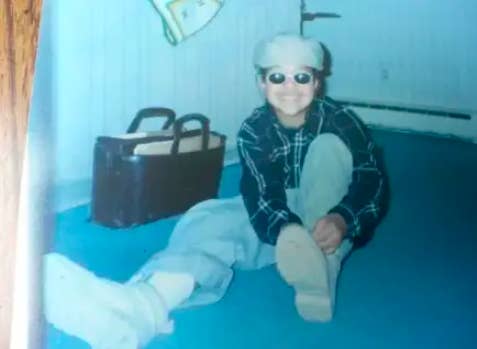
266, 72, 313, 85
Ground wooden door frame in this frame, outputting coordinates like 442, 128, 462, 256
0, 0, 43, 347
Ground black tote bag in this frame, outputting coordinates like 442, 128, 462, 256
91, 109, 226, 228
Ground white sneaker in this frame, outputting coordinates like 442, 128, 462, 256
44, 253, 172, 349
275, 224, 332, 322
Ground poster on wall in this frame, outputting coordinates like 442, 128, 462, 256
151, 0, 225, 45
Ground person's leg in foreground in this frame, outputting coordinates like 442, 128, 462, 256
44, 196, 274, 349
276, 133, 353, 321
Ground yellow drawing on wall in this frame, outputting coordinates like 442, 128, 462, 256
151, 0, 225, 45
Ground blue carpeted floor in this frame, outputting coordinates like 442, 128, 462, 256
46, 129, 477, 349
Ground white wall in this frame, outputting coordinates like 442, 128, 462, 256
49, 0, 300, 185
304, 0, 477, 142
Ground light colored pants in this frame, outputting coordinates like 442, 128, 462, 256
129, 134, 354, 308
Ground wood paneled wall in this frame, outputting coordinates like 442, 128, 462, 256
0, 0, 42, 347
50, 0, 300, 186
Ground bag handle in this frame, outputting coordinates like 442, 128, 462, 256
127, 107, 176, 133
171, 114, 210, 154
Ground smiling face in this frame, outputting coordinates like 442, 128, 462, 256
259, 65, 319, 128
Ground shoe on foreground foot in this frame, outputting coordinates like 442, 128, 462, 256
276, 224, 332, 322
43, 253, 173, 349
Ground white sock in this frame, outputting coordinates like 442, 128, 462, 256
43, 253, 173, 349
147, 271, 195, 310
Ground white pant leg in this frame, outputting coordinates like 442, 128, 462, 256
294, 133, 354, 309
129, 134, 353, 310
129, 196, 274, 308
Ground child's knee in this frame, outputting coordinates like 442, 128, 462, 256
305, 134, 353, 174
310, 134, 351, 158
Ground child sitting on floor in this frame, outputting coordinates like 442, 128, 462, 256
44, 33, 386, 349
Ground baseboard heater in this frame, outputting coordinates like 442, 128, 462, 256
335, 99, 472, 121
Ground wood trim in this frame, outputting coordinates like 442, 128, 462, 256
0, 0, 42, 347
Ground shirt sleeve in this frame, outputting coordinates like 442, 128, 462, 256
326, 108, 387, 245
237, 122, 302, 245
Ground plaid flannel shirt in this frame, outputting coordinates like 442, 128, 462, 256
237, 97, 385, 245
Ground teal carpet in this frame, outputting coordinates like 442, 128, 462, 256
46, 129, 477, 349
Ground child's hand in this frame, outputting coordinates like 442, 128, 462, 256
312, 213, 347, 254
